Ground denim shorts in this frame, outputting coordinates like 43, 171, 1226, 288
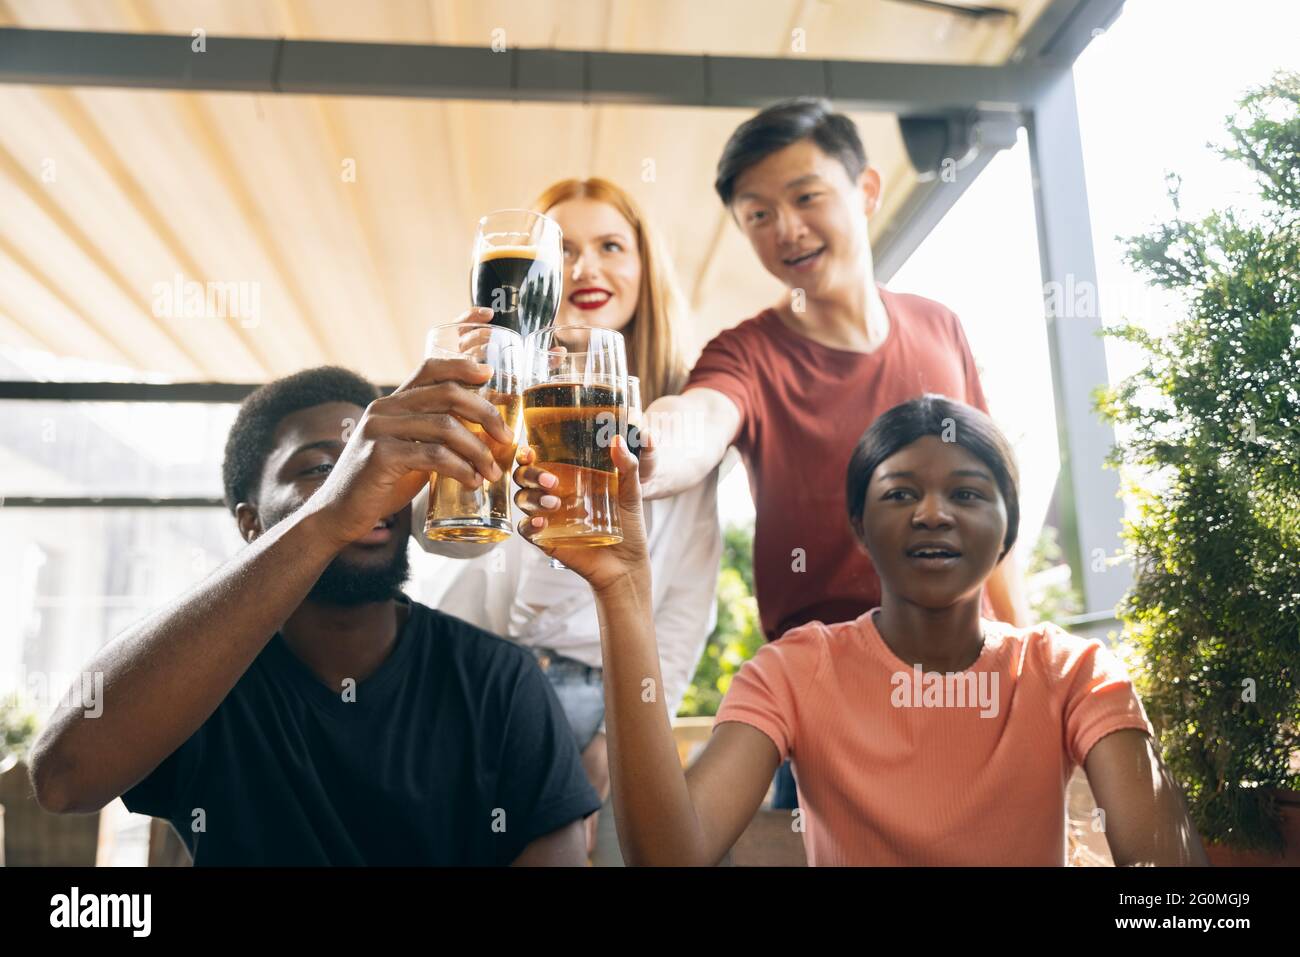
772, 759, 800, 809
527, 648, 605, 751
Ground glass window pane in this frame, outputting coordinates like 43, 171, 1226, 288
0, 508, 244, 720
0, 401, 237, 498
890, 133, 1062, 576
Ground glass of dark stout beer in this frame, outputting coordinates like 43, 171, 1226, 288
422, 322, 523, 543
523, 326, 629, 547
471, 209, 563, 341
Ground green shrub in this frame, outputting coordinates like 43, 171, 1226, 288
678, 522, 763, 717
1097, 71, 1300, 851
0, 691, 38, 773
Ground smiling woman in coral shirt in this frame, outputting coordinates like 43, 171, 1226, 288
509, 393, 1210, 866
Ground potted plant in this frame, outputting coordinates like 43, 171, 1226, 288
0, 690, 106, 866
1097, 71, 1300, 863
0, 692, 37, 776
0, 691, 39, 866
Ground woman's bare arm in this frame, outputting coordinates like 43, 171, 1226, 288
1084, 728, 1209, 866
593, 574, 780, 865
512, 435, 776, 865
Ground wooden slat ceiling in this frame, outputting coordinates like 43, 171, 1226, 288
0, 0, 1053, 384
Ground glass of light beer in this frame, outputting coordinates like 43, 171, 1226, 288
523, 326, 628, 547
423, 322, 523, 543
472, 210, 563, 342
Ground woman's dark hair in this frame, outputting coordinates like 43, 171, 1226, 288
715, 97, 867, 206
845, 395, 1020, 561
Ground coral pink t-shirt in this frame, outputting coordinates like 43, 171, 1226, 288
715, 609, 1154, 866
686, 286, 992, 641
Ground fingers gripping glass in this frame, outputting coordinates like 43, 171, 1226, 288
423, 322, 523, 544
524, 326, 629, 554
544, 375, 641, 571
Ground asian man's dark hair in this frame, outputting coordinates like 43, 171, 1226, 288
714, 96, 868, 206
845, 394, 1020, 562
222, 365, 405, 605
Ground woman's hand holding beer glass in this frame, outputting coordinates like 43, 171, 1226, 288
512, 432, 652, 594
514, 415, 686, 869
513, 329, 651, 589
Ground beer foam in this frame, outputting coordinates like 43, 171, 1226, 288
478, 244, 539, 262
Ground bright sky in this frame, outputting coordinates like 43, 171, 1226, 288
717, 0, 1300, 546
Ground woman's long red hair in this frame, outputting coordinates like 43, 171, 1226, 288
533, 178, 689, 406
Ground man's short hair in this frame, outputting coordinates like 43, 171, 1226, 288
221, 366, 380, 514
714, 96, 868, 206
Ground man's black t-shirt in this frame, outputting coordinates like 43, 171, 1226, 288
121, 595, 600, 865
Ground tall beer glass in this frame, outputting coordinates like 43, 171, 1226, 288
472, 210, 563, 342
423, 322, 523, 543
523, 326, 628, 547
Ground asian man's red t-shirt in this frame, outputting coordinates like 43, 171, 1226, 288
686, 285, 994, 641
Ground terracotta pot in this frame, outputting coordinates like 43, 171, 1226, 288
0, 761, 100, 866
1205, 788, 1300, 866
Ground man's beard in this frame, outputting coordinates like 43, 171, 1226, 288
306, 545, 410, 606
254, 501, 411, 606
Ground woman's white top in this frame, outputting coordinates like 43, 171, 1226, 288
409, 468, 723, 727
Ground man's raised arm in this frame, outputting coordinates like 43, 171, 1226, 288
638, 387, 740, 502
28, 357, 509, 815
